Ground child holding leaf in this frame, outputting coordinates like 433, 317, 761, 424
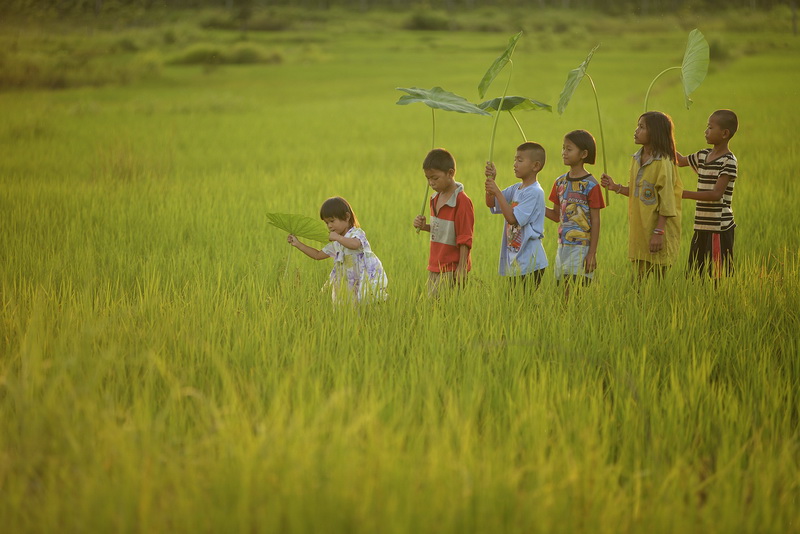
288, 196, 387, 304
546, 130, 605, 295
484, 142, 548, 288
601, 112, 683, 280
413, 149, 474, 297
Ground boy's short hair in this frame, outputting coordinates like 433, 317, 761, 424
564, 129, 597, 165
712, 109, 738, 138
423, 148, 456, 172
320, 196, 360, 227
516, 141, 546, 166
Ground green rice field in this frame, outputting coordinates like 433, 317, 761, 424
1, 7, 798, 533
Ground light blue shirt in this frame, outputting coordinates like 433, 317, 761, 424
490, 182, 548, 276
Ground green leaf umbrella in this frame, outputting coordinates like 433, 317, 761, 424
478, 31, 523, 99
477, 31, 523, 162
557, 44, 600, 115
557, 44, 608, 203
396, 86, 492, 116
396, 86, 490, 233
644, 29, 709, 111
478, 96, 552, 141
680, 29, 710, 109
266, 212, 329, 243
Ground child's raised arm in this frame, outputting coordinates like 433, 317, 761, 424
484, 162, 498, 208
601, 173, 629, 197
545, 202, 560, 223
329, 231, 362, 250
676, 152, 689, 167
413, 215, 430, 233
288, 235, 329, 260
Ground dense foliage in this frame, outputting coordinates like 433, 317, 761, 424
3, 0, 796, 17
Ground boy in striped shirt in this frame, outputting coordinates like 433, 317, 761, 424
677, 109, 739, 278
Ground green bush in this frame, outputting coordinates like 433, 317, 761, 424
167, 42, 282, 66
404, 10, 454, 31
168, 42, 223, 65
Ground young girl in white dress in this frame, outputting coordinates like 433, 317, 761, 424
288, 197, 388, 304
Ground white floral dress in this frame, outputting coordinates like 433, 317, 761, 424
322, 227, 388, 304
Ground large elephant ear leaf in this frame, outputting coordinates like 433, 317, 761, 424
266, 212, 330, 243
680, 29, 709, 109
396, 86, 491, 115
479, 95, 551, 113
557, 44, 600, 115
478, 31, 523, 99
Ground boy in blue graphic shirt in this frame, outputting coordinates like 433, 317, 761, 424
485, 142, 549, 288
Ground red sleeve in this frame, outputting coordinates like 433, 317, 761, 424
454, 192, 474, 248
588, 182, 606, 209
548, 181, 559, 205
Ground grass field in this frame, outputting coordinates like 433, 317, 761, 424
1, 7, 799, 533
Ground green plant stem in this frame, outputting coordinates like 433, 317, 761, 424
644, 66, 680, 112
283, 247, 291, 278
488, 61, 513, 163
587, 73, 609, 204
509, 111, 526, 141
417, 108, 436, 235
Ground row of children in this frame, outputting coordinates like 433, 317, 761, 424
288, 109, 738, 304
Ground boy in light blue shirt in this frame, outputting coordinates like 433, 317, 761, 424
485, 142, 549, 288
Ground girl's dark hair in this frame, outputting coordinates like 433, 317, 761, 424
564, 130, 596, 165
422, 148, 456, 172
319, 196, 359, 228
640, 111, 677, 162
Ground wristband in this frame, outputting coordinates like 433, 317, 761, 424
615, 184, 623, 194
652, 228, 665, 235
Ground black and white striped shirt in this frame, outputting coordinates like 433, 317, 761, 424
688, 149, 738, 232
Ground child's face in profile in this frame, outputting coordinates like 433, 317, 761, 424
634, 117, 649, 146
424, 168, 455, 193
561, 139, 586, 168
514, 150, 540, 179
704, 116, 726, 145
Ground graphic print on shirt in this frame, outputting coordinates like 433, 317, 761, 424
505, 201, 523, 252
557, 180, 591, 246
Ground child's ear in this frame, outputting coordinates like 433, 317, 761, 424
447, 168, 456, 179
722, 129, 731, 140
581, 150, 589, 162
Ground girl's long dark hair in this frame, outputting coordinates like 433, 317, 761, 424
320, 196, 359, 228
640, 111, 676, 162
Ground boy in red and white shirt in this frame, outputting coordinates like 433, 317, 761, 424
413, 148, 475, 297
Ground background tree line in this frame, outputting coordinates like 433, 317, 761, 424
2, 0, 795, 17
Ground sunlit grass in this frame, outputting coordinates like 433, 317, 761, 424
0, 11, 798, 533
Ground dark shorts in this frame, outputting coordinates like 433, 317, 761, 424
688, 228, 735, 278
509, 268, 545, 290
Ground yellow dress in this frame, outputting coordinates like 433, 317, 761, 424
627, 150, 683, 265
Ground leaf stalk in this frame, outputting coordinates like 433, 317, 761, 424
488, 61, 513, 163
643, 66, 681, 113
586, 73, 609, 204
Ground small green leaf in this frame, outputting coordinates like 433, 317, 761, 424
478, 31, 523, 99
395, 86, 491, 116
479, 96, 551, 113
266, 212, 330, 243
680, 29, 710, 109
557, 44, 600, 115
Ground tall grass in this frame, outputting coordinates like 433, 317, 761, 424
0, 12, 798, 534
